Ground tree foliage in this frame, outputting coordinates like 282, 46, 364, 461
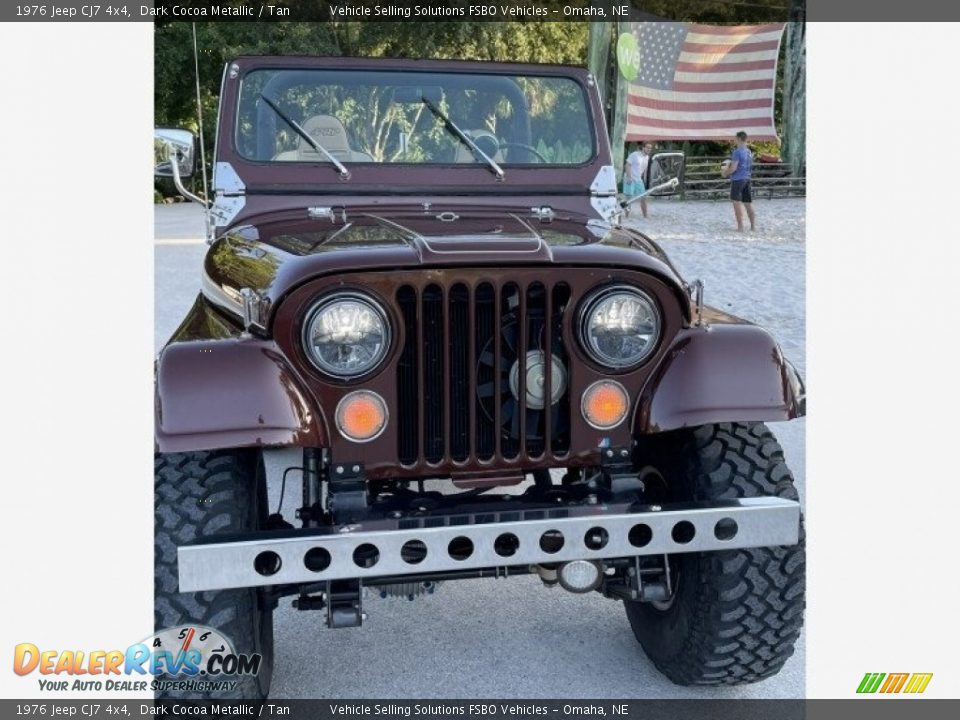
634, 0, 791, 23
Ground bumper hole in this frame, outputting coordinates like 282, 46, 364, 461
539, 529, 565, 554
353, 543, 380, 569
303, 547, 330, 573
628, 524, 652, 548
401, 539, 428, 564
448, 536, 474, 561
672, 521, 696, 544
253, 551, 281, 577
584, 526, 608, 550
714, 518, 738, 541
494, 533, 520, 557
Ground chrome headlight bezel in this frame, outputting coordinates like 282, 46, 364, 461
578, 285, 661, 371
301, 292, 392, 380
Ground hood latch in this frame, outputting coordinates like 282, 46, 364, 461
530, 206, 555, 223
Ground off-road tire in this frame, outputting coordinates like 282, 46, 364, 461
154, 449, 274, 699
625, 422, 805, 686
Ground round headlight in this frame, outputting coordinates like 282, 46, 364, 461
579, 286, 660, 369
302, 293, 391, 379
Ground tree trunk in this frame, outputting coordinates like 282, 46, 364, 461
587, 22, 612, 109
781, 4, 806, 176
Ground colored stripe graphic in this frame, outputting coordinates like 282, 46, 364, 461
904, 673, 933, 694
880, 673, 909, 693
857, 672, 933, 694
856, 673, 885, 693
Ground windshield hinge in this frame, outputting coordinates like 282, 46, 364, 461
530, 206, 555, 223
689, 279, 705, 326
308, 206, 347, 223
239, 288, 269, 336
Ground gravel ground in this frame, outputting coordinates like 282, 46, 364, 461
154, 197, 805, 699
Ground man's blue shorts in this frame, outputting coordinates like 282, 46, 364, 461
730, 179, 753, 203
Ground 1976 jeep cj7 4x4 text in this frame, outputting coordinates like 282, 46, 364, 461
154, 56, 805, 698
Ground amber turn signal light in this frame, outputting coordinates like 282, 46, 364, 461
335, 391, 388, 442
581, 381, 629, 430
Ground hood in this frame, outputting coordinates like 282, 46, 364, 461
201, 207, 689, 330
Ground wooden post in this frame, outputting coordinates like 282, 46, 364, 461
781, 3, 806, 176
587, 22, 612, 108
588, 22, 630, 184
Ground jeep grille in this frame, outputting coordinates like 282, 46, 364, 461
396, 280, 572, 467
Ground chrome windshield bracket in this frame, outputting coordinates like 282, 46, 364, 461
308, 206, 347, 223
530, 206, 555, 223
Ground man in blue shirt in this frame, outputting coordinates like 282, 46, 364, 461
721, 131, 755, 231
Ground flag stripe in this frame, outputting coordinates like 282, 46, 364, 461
628, 95, 772, 112
628, 115, 773, 130
629, 87, 773, 103
686, 30, 784, 45
675, 59, 776, 74
671, 79, 775, 93
625, 127, 776, 141
629, 105, 770, 122
682, 50, 780, 64
675, 70, 775, 83
683, 40, 781, 55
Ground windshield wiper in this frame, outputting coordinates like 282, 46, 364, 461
259, 94, 350, 180
420, 96, 504, 180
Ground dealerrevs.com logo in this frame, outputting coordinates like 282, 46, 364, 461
13, 626, 261, 693
857, 672, 934, 694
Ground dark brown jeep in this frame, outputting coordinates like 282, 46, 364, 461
154, 56, 805, 699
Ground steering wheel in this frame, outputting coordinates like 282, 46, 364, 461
498, 142, 548, 164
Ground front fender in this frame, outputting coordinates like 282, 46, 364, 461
635, 320, 805, 434
155, 337, 326, 453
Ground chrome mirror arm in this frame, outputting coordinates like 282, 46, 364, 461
168, 148, 208, 207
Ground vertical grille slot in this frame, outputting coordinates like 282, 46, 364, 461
551, 283, 571, 455
475, 282, 496, 461
422, 284, 444, 464
396, 286, 418, 465
500, 283, 520, 460
449, 284, 470, 462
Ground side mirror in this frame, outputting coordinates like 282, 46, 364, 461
154, 128, 196, 178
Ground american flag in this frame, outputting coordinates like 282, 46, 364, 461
625, 22, 785, 141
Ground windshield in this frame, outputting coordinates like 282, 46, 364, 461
236, 69, 595, 167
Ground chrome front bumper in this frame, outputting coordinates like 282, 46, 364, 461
177, 498, 800, 593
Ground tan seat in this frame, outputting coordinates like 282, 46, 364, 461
453, 129, 503, 164
273, 115, 372, 162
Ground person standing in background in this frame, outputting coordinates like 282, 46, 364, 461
721, 131, 756, 231
623, 141, 653, 219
